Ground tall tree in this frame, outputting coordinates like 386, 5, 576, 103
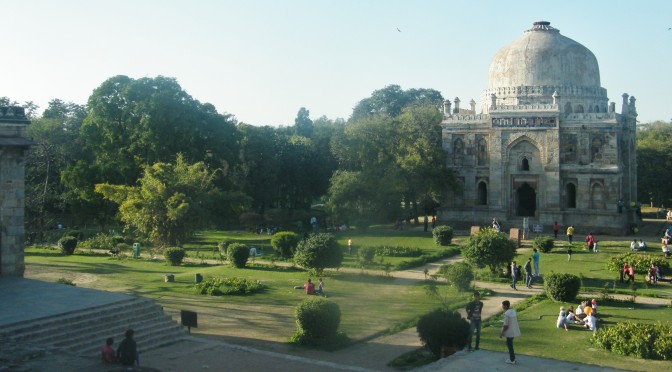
294, 107, 313, 137
95, 154, 247, 246
637, 121, 672, 206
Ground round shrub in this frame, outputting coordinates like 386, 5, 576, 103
417, 308, 469, 357
293, 233, 343, 275
544, 272, 581, 302
271, 231, 300, 258
357, 246, 376, 264
532, 235, 554, 253
432, 226, 454, 246
591, 321, 672, 360
291, 297, 342, 346
163, 247, 186, 266
437, 262, 474, 291
227, 243, 249, 268
62, 229, 84, 241
115, 243, 131, 254
58, 236, 78, 255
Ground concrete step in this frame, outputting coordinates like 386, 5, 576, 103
0, 295, 186, 358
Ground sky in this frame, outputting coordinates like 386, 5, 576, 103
2, 0, 671, 126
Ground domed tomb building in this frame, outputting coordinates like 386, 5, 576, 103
439, 21, 637, 234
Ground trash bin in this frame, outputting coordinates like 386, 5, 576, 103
195, 273, 203, 283
132, 243, 141, 258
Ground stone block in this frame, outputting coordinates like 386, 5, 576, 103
470, 226, 481, 235
509, 228, 522, 247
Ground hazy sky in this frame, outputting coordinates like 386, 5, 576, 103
3, 0, 671, 125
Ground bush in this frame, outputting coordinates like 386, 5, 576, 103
163, 247, 186, 266
80, 233, 117, 251
58, 236, 78, 255
358, 246, 376, 264
239, 212, 263, 230
462, 228, 516, 274
374, 246, 423, 257
291, 297, 342, 346
271, 231, 300, 258
591, 321, 672, 360
195, 277, 266, 296
115, 243, 131, 254
417, 309, 469, 357
227, 243, 250, 268
544, 272, 581, 302
432, 226, 453, 246
532, 236, 554, 253
62, 229, 84, 241
606, 252, 670, 275
294, 233, 343, 275
437, 262, 474, 291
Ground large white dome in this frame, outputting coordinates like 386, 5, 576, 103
487, 21, 600, 89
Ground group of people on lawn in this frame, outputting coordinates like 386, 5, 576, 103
556, 300, 598, 332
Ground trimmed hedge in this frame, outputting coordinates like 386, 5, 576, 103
227, 243, 250, 268
271, 231, 300, 258
195, 277, 265, 296
164, 247, 186, 266
58, 236, 78, 255
606, 252, 669, 275
432, 226, 453, 246
417, 309, 469, 357
532, 236, 554, 253
544, 272, 581, 302
291, 297, 343, 346
591, 321, 672, 360
374, 246, 422, 257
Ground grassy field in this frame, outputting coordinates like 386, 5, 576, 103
25, 246, 470, 342
25, 221, 672, 368
477, 296, 672, 371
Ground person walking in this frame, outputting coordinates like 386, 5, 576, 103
424, 215, 429, 232
510, 261, 518, 290
586, 232, 595, 251
532, 248, 540, 277
566, 225, 574, 245
626, 264, 635, 284
553, 221, 559, 239
500, 300, 521, 365
567, 246, 573, 261
465, 291, 484, 352
347, 239, 353, 255
524, 257, 533, 288
620, 263, 628, 283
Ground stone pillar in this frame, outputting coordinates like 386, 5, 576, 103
453, 97, 461, 114
621, 93, 629, 115
443, 100, 452, 116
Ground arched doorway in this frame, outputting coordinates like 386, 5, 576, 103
516, 182, 536, 216
566, 183, 577, 208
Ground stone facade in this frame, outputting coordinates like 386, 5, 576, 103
439, 22, 637, 235
0, 106, 32, 277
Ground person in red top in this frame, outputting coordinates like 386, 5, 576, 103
586, 232, 595, 251
621, 263, 629, 283
304, 278, 315, 295
101, 337, 116, 364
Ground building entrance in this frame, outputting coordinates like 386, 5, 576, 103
516, 182, 536, 216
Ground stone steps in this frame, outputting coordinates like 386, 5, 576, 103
0, 296, 187, 357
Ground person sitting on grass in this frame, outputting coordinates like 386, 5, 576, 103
315, 278, 326, 297
584, 312, 597, 331
556, 307, 569, 331
304, 278, 315, 295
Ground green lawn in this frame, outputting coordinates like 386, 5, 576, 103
477, 296, 671, 371
25, 247, 468, 341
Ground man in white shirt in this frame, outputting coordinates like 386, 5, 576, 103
499, 300, 521, 365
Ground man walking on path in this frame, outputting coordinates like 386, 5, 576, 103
553, 221, 559, 239
500, 300, 521, 365
532, 248, 540, 277
524, 258, 533, 288
566, 225, 574, 244
466, 291, 484, 352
